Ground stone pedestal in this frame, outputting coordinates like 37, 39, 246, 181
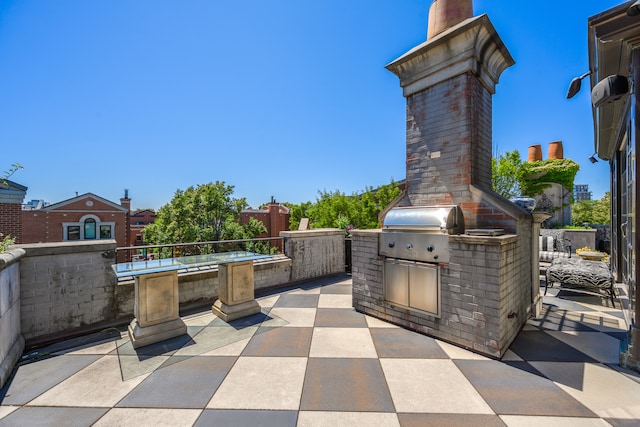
128, 270, 187, 349
212, 260, 261, 322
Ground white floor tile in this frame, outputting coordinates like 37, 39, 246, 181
93, 408, 202, 427
207, 356, 307, 410
309, 327, 377, 358
297, 411, 400, 427
380, 359, 494, 414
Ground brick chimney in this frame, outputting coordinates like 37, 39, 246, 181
386, 3, 525, 231
120, 188, 131, 211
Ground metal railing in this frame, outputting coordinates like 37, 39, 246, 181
116, 237, 284, 263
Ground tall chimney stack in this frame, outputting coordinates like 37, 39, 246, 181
427, 0, 473, 39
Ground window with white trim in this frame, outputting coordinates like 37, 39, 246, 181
63, 215, 115, 241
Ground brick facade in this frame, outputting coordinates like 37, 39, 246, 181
21, 193, 129, 250
0, 180, 27, 244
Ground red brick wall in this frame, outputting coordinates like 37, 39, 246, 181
0, 202, 23, 243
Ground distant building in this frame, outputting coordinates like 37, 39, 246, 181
573, 184, 592, 202
0, 180, 28, 243
129, 209, 156, 247
240, 199, 290, 250
21, 192, 130, 249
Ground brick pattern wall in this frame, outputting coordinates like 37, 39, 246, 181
352, 230, 530, 359
0, 203, 23, 243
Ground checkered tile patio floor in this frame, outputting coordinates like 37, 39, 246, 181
1, 275, 639, 426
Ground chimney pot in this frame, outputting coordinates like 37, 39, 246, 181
427, 0, 473, 40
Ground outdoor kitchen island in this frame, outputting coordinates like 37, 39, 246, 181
352, 228, 526, 359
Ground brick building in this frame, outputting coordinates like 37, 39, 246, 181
21, 192, 130, 249
240, 200, 290, 250
129, 209, 156, 247
0, 180, 28, 243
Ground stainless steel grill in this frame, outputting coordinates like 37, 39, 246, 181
379, 205, 464, 264
379, 205, 465, 317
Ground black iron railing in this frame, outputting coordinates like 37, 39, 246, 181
116, 237, 284, 263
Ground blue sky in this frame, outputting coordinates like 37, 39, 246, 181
1, 0, 624, 210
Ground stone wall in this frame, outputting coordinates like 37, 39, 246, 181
0, 248, 25, 389
281, 229, 345, 283
352, 229, 531, 359
18, 241, 118, 343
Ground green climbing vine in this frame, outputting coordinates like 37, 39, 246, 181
519, 159, 580, 197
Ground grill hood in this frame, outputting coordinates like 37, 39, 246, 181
382, 205, 465, 235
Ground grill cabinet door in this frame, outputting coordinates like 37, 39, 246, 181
384, 259, 409, 307
409, 262, 439, 315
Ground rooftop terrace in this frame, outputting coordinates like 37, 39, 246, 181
1, 274, 639, 426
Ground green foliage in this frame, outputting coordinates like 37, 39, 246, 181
0, 233, 15, 253
288, 180, 402, 231
519, 159, 580, 197
492, 150, 523, 198
285, 201, 313, 231
143, 181, 262, 246
572, 192, 611, 225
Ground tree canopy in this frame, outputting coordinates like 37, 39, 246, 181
287, 180, 402, 231
572, 192, 611, 225
491, 150, 523, 199
143, 181, 265, 245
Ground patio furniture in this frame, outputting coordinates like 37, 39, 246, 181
544, 257, 616, 307
539, 235, 572, 262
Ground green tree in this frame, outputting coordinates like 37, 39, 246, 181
143, 181, 261, 247
492, 150, 523, 199
289, 180, 402, 231
572, 192, 611, 225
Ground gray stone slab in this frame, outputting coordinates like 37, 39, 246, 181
0, 406, 108, 427
0, 354, 101, 405
314, 308, 368, 328
370, 328, 449, 359
242, 327, 312, 357
194, 409, 298, 427
273, 294, 319, 308
116, 356, 236, 409
454, 359, 597, 417
509, 331, 598, 363
397, 413, 506, 427
301, 358, 395, 412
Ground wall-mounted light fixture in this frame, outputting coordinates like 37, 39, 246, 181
589, 153, 599, 164
566, 71, 591, 99
627, 0, 640, 16
591, 75, 629, 107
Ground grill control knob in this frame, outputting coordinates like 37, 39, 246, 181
388, 242, 395, 248
427, 245, 435, 252
406, 243, 413, 250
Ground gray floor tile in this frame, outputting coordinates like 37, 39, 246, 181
371, 328, 449, 358
529, 309, 599, 332
116, 356, 236, 408
320, 283, 352, 294
0, 406, 108, 427
0, 354, 101, 405
195, 409, 298, 427
397, 413, 506, 427
301, 358, 395, 412
454, 359, 597, 417
509, 331, 598, 363
314, 308, 368, 327
273, 293, 319, 308
242, 327, 312, 357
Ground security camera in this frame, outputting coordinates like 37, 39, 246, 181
591, 75, 629, 108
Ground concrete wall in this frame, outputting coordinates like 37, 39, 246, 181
18, 241, 118, 344
0, 248, 25, 389
540, 228, 597, 253
281, 229, 345, 282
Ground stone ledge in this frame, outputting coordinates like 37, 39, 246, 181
0, 248, 26, 269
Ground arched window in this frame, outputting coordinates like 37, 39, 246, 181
84, 218, 96, 239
